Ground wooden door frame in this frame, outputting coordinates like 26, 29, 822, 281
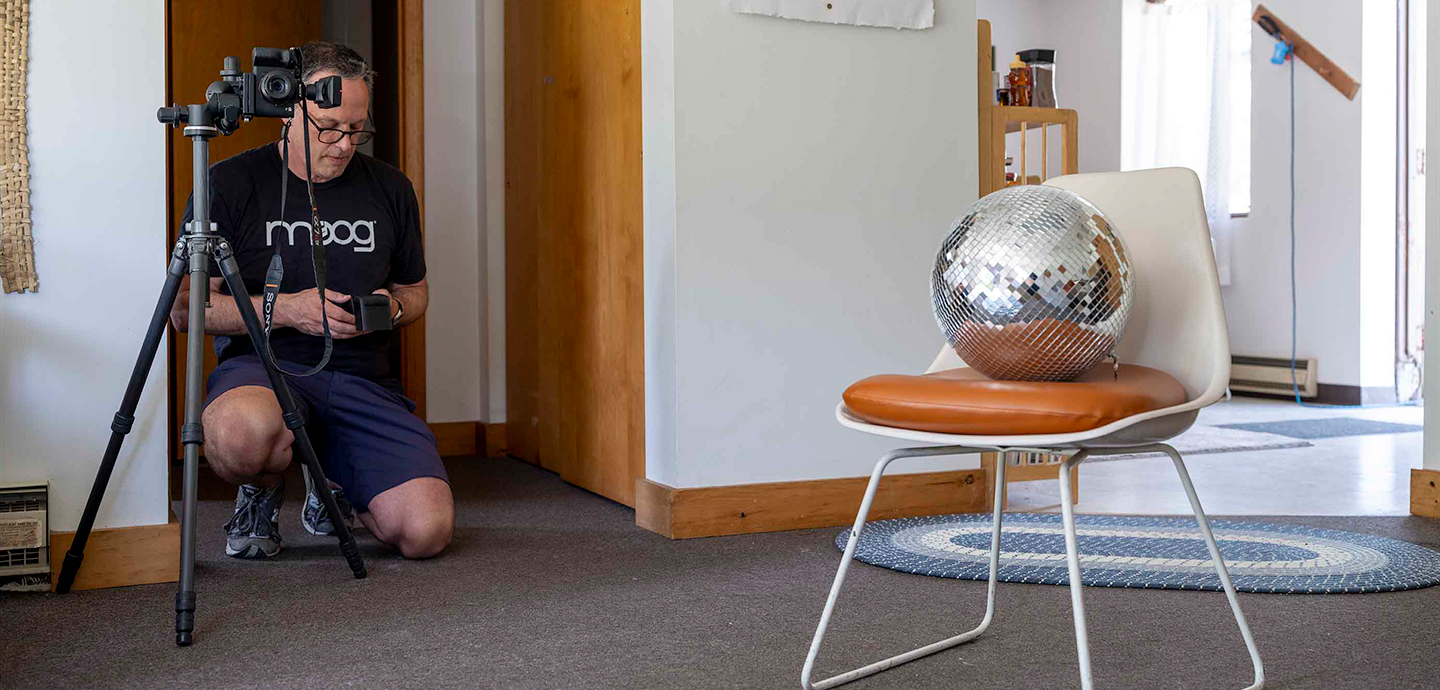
164, 0, 175, 462
166, 0, 428, 458
396, 0, 426, 419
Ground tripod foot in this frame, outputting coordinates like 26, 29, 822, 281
341, 537, 368, 579
55, 550, 84, 594
175, 591, 195, 646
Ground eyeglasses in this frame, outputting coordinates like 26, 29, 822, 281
305, 112, 376, 146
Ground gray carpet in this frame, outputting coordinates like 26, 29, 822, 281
1219, 417, 1424, 440
2, 457, 1437, 689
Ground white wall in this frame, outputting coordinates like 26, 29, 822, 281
0, 1, 168, 531
645, 1, 979, 487
423, 0, 485, 424
1047, 2, 1123, 176
1359, 0, 1398, 391
419, 0, 506, 426
1427, 0, 1440, 471
643, 0, 678, 484
1225, 0, 1368, 389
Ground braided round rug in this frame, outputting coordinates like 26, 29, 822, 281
836, 513, 1440, 594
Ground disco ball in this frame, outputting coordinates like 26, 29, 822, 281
931, 184, 1134, 381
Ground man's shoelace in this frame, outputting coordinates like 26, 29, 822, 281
226, 487, 276, 537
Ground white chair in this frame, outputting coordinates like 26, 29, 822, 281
801, 168, 1264, 690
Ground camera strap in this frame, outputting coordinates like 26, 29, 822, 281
261, 109, 334, 377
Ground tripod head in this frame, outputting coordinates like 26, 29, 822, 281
157, 47, 342, 135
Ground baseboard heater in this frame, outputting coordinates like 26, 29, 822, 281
1230, 355, 1318, 398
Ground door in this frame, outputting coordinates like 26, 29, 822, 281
505, 1, 644, 506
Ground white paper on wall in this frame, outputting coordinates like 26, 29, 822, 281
725, 0, 934, 30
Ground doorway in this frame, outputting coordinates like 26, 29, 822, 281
164, 0, 425, 466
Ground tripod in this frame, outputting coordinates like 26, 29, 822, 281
54, 99, 366, 646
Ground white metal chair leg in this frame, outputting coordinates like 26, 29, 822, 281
801, 445, 1007, 690
1159, 443, 1265, 690
1057, 444, 1265, 690
1057, 450, 1095, 690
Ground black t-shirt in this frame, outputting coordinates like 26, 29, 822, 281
179, 143, 426, 384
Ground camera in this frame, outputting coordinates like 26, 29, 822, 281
161, 46, 341, 135
349, 294, 393, 331
244, 47, 341, 118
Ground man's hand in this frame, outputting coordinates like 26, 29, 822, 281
371, 287, 397, 322
383, 278, 427, 328
276, 288, 365, 339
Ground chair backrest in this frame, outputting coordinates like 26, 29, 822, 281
925, 168, 1230, 406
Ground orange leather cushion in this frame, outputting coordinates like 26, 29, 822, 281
842, 363, 1188, 436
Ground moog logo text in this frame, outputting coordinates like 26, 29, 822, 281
265, 220, 377, 253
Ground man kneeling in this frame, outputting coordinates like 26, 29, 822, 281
170, 41, 452, 560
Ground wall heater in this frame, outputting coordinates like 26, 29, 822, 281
1, 482, 51, 591
1229, 355, 1318, 398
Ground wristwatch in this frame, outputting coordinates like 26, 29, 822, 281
391, 296, 405, 327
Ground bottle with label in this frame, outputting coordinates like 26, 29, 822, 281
1006, 55, 1031, 107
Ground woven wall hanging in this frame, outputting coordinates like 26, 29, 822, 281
0, 0, 34, 293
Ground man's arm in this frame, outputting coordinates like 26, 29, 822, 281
374, 277, 428, 328
170, 274, 366, 338
170, 276, 255, 336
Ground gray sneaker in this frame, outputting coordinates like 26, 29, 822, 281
301, 464, 354, 536
224, 479, 285, 559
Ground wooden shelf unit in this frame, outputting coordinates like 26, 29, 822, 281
977, 20, 1080, 197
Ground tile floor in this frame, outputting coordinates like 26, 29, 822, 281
1003, 395, 1426, 516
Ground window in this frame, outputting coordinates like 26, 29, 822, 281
1121, 0, 1251, 218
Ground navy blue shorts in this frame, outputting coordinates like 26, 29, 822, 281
203, 355, 447, 512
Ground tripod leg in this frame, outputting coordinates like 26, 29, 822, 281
56, 243, 188, 595
212, 242, 367, 581
174, 235, 218, 647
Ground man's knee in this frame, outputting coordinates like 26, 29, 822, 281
367, 478, 454, 559
203, 388, 292, 480
396, 512, 453, 559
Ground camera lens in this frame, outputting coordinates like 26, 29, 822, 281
261, 72, 295, 102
